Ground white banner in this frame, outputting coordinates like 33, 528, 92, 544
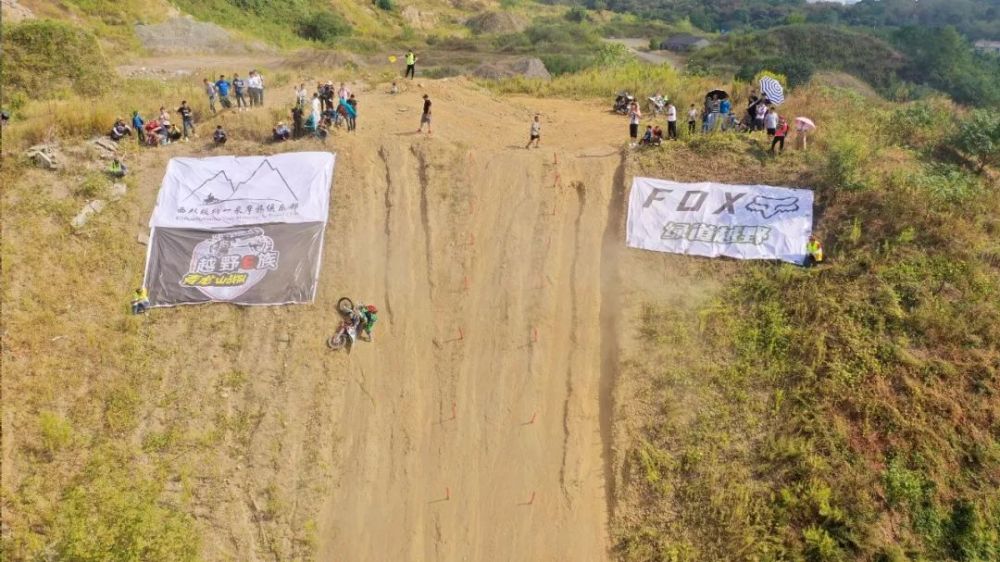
150, 152, 335, 228
626, 177, 813, 264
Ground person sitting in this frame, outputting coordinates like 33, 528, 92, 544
805, 235, 824, 267
639, 125, 654, 146
651, 125, 664, 145
167, 123, 183, 142
213, 125, 228, 145
131, 286, 150, 315
390, 81, 399, 95
143, 119, 162, 146
272, 121, 291, 142
109, 118, 132, 142
108, 157, 127, 178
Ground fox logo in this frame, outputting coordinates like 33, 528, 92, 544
745, 195, 799, 219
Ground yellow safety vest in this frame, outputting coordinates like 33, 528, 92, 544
133, 288, 148, 302
807, 241, 824, 262
405, 52, 415, 65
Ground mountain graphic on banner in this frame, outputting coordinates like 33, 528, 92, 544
183, 159, 299, 206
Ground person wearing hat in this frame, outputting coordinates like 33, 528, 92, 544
273, 120, 291, 142
805, 235, 824, 267
417, 94, 432, 134
358, 303, 378, 342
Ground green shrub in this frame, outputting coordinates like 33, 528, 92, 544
0, 20, 115, 102
297, 11, 350, 43
564, 7, 590, 23
375, 0, 394, 11
822, 128, 872, 190
949, 109, 1000, 171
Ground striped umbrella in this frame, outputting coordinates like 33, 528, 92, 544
759, 76, 785, 105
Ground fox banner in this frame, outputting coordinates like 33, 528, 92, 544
626, 177, 814, 264
143, 152, 335, 307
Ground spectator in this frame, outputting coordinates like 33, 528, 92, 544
771, 117, 789, 154
640, 125, 654, 145
108, 157, 127, 178
176, 100, 194, 142
765, 108, 779, 137
131, 287, 150, 315
203, 78, 218, 115
215, 75, 232, 109
720, 97, 731, 116
312, 92, 322, 123
687, 104, 698, 135
754, 102, 768, 132
338, 82, 350, 102
213, 125, 228, 145
666, 102, 677, 140
404, 49, 417, 79
322, 81, 334, 111
109, 118, 131, 142
233, 73, 247, 111
652, 125, 664, 144
295, 83, 307, 107
417, 94, 432, 134
525, 114, 541, 149
628, 101, 641, 147
131, 110, 146, 145
291, 104, 304, 139
143, 119, 162, 146
273, 121, 291, 142
346, 94, 358, 132
390, 81, 399, 95
248, 70, 264, 107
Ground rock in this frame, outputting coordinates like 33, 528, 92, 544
137, 233, 150, 245
92, 137, 119, 154
109, 183, 127, 201
25, 144, 62, 170
70, 200, 106, 229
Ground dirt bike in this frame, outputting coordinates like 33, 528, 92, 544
613, 92, 634, 115
327, 297, 361, 352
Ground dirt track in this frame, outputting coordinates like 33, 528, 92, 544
312, 83, 627, 560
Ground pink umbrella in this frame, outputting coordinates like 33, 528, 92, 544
794, 117, 816, 132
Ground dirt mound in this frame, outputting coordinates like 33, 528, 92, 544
466, 11, 528, 34
135, 17, 269, 55
473, 57, 551, 80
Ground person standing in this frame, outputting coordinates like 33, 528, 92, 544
755, 102, 768, 132
132, 110, 146, 145
295, 83, 307, 107
771, 117, 789, 154
291, 104, 304, 139
248, 70, 263, 107
177, 100, 194, 142
666, 102, 678, 140
687, 104, 697, 135
417, 94, 432, 134
338, 82, 351, 102
628, 101, 641, 147
215, 75, 231, 109
765, 108, 779, 137
526, 114, 541, 149
203, 78, 218, 115
346, 94, 358, 132
404, 49, 417, 79
233, 73, 247, 111
311, 92, 322, 124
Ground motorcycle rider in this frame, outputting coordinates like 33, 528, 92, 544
358, 304, 378, 342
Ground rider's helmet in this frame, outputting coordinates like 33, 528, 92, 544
367, 304, 378, 313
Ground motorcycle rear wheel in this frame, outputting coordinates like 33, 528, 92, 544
337, 297, 354, 316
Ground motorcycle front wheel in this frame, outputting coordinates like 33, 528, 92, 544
337, 297, 355, 316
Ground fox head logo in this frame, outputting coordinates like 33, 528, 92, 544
745, 195, 800, 219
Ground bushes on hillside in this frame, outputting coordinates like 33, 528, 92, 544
949, 110, 1000, 171
297, 10, 350, 43
0, 20, 115, 103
